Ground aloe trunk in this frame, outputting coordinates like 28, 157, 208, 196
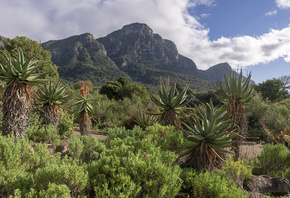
79, 110, 91, 136
41, 103, 60, 129
163, 108, 180, 127
2, 81, 32, 138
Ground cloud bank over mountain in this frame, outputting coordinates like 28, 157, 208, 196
0, 0, 290, 69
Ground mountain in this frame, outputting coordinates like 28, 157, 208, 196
201, 62, 233, 82
96, 23, 216, 90
42, 23, 244, 91
42, 33, 129, 85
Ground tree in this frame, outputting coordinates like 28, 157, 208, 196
35, 80, 68, 129
218, 70, 254, 161
99, 77, 149, 101
0, 48, 46, 138
278, 75, 290, 91
1, 36, 58, 80
254, 78, 287, 102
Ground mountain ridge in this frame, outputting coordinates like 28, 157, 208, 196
2, 23, 246, 91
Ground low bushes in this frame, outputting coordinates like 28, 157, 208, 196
253, 143, 290, 180
1, 123, 271, 197
179, 158, 251, 198
0, 125, 184, 197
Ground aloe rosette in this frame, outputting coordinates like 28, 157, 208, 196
180, 101, 236, 171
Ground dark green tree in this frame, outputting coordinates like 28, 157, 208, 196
99, 77, 149, 101
254, 78, 288, 102
1, 36, 58, 80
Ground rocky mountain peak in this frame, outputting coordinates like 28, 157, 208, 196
120, 23, 153, 36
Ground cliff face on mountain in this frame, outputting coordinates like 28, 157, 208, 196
42, 33, 129, 84
97, 23, 200, 76
42, 22, 241, 91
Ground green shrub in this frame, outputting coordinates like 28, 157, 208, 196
68, 135, 106, 164
0, 167, 33, 197
192, 171, 247, 198
179, 168, 196, 195
106, 125, 144, 140
12, 184, 71, 198
87, 131, 182, 198
26, 125, 60, 144
35, 163, 88, 197
39, 183, 71, 198
0, 135, 60, 197
144, 124, 185, 151
58, 110, 74, 139
253, 143, 290, 176
221, 157, 252, 189
90, 91, 154, 129
106, 124, 186, 152
0, 110, 3, 131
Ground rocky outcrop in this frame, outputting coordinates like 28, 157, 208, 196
244, 175, 290, 196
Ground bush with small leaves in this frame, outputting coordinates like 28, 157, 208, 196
12, 184, 71, 198
58, 110, 74, 139
26, 124, 61, 144
87, 129, 182, 197
68, 135, 106, 164
106, 124, 186, 152
221, 157, 252, 190
253, 143, 290, 176
192, 171, 248, 198
39, 183, 71, 198
0, 134, 60, 197
35, 163, 88, 197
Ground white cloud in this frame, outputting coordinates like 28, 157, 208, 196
265, 10, 277, 16
200, 13, 210, 18
0, 0, 290, 70
276, 0, 290, 9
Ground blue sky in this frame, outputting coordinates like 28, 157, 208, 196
191, 0, 290, 83
0, 0, 289, 84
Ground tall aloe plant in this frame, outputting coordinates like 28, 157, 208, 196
180, 101, 236, 171
218, 70, 254, 161
0, 48, 46, 138
73, 86, 94, 136
35, 80, 68, 129
148, 82, 188, 128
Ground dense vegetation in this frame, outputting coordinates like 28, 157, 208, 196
1, 37, 290, 197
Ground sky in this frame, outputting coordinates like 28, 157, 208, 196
0, 0, 290, 84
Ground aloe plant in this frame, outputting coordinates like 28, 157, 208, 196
218, 70, 254, 161
134, 110, 158, 130
179, 101, 236, 171
73, 86, 94, 136
148, 82, 188, 128
0, 48, 46, 138
35, 80, 68, 128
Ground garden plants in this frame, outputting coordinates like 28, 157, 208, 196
0, 48, 46, 138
